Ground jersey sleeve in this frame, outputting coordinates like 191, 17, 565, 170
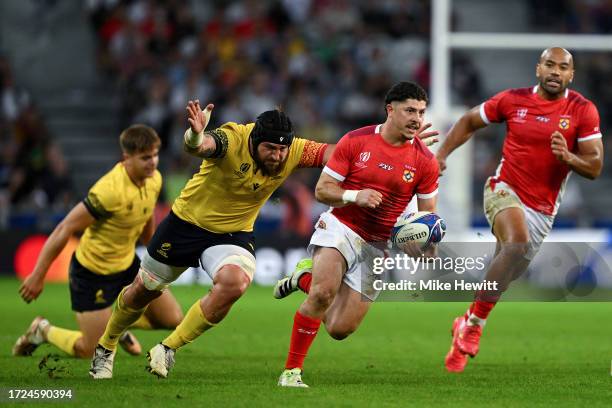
322, 134, 353, 182
297, 140, 328, 168
415, 156, 439, 199
204, 122, 247, 159
83, 178, 121, 220
480, 90, 511, 124
576, 101, 602, 142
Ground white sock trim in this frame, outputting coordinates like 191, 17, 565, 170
466, 313, 486, 327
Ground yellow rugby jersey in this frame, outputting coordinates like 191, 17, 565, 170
76, 163, 162, 275
172, 121, 325, 233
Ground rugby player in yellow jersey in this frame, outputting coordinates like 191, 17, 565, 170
90, 100, 438, 379
14, 125, 183, 360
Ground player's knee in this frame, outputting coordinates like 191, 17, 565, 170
137, 267, 168, 293
500, 240, 530, 259
308, 287, 335, 311
214, 265, 251, 301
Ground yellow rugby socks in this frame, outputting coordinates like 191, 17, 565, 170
162, 300, 215, 350
46, 326, 81, 356
99, 287, 146, 351
130, 314, 154, 330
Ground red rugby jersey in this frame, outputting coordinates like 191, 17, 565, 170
481, 86, 601, 215
323, 124, 439, 242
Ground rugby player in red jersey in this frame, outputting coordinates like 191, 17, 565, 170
436, 47, 604, 372
277, 82, 440, 387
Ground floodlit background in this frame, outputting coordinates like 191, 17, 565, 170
1, 2, 612, 406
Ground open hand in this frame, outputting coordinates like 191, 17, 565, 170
19, 274, 44, 303
416, 123, 439, 147
186, 100, 214, 134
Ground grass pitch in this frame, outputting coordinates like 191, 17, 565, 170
1, 277, 611, 407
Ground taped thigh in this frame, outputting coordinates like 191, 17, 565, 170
140, 251, 187, 290
200, 245, 256, 281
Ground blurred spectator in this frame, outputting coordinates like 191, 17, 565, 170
0, 56, 74, 229
81, 0, 610, 230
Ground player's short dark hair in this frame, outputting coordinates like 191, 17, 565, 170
250, 110, 294, 150
385, 81, 429, 105
119, 124, 161, 154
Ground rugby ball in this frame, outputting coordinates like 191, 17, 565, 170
390, 211, 446, 249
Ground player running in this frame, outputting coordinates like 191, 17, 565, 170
436, 47, 604, 372
276, 82, 440, 387
15, 125, 183, 359
89, 97, 439, 379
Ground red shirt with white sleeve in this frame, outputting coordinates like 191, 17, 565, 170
481, 86, 602, 215
323, 124, 439, 242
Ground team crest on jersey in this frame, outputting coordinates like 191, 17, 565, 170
559, 118, 570, 130
403, 169, 415, 183
317, 220, 327, 230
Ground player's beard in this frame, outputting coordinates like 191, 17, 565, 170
540, 76, 566, 95
254, 152, 287, 176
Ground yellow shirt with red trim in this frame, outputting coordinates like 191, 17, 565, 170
172, 121, 326, 233
76, 163, 162, 275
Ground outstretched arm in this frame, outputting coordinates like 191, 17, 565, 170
436, 106, 488, 173
19, 203, 95, 303
184, 100, 219, 158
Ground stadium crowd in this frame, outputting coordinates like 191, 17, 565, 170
1, 0, 610, 232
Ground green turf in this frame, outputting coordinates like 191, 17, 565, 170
1, 277, 611, 407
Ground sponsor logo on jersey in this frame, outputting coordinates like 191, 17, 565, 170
559, 118, 570, 130
378, 163, 394, 171
253, 183, 261, 191
317, 220, 327, 230
536, 116, 550, 123
403, 169, 415, 183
